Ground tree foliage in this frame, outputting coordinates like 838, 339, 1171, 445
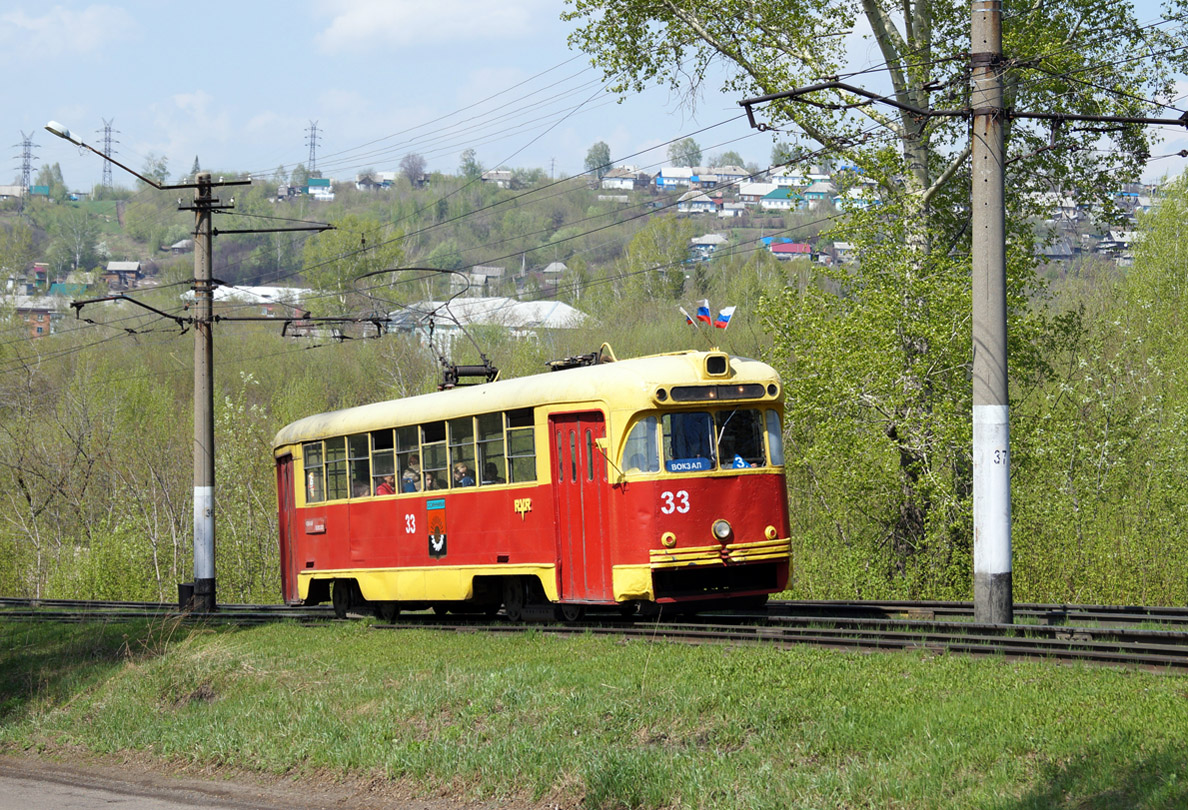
34, 163, 69, 202
400, 152, 427, 186
301, 213, 406, 315
459, 149, 483, 181
140, 153, 169, 188
0, 220, 36, 276
710, 150, 745, 168
565, 0, 1188, 592
584, 141, 612, 178
666, 137, 702, 167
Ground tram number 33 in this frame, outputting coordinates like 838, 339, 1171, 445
660, 490, 691, 514
404, 514, 416, 533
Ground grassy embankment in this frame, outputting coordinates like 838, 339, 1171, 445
1, 618, 1186, 809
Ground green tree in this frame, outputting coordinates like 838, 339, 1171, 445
618, 214, 698, 301
459, 149, 483, 180
666, 138, 702, 168
0, 221, 36, 276
140, 153, 169, 188
34, 163, 69, 202
56, 207, 102, 271
291, 163, 310, 189
710, 150, 745, 168
584, 141, 612, 179
565, 0, 1188, 593
301, 213, 406, 315
400, 153, 427, 186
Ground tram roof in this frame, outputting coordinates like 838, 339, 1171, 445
272, 350, 779, 449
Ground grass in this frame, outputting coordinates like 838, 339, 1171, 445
2, 617, 1187, 809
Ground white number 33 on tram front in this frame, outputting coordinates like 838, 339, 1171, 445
660, 490, 690, 514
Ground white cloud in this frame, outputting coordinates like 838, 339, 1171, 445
0, 5, 137, 60
313, 0, 545, 51
144, 91, 233, 174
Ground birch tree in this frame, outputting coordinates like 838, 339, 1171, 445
565, 0, 1188, 594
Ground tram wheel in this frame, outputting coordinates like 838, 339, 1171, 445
554, 604, 585, 623
503, 578, 526, 622
376, 601, 400, 622
431, 603, 450, 616
331, 579, 352, 619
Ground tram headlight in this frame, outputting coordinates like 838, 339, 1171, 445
712, 519, 732, 543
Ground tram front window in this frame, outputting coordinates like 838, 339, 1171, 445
716, 409, 766, 468
662, 412, 716, 472
662, 409, 767, 472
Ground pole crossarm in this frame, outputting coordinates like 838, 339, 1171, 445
70, 294, 189, 328
740, 81, 1188, 131
739, 81, 966, 127
276, 315, 388, 338
214, 224, 335, 235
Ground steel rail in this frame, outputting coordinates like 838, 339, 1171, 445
5, 597, 1188, 670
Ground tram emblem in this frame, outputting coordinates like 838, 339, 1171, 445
427, 498, 447, 558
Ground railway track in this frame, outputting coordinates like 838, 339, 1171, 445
0, 597, 334, 625
3, 597, 1188, 671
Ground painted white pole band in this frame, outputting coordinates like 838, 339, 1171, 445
193, 485, 215, 580
972, 404, 1011, 574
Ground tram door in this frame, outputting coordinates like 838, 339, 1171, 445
549, 412, 611, 602
276, 455, 299, 604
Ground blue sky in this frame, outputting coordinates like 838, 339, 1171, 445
8, 0, 1186, 191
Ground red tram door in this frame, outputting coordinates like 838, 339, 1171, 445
275, 455, 299, 604
549, 412, 611, 602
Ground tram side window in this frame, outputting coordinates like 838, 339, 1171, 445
506, 408, 536, 484
304, 441, 325, 503
395, 426, 420, 492
765, 410, 785, 466
716, 409, 766, 468
421, 421, 447, 491
623, 416, 659, 473
347, 434, 371, 497
324, 437, 349, 500
662, 412, 716, 472
371, 429, 395, 494
448, 416, 476, 488
476, 412, 506, 485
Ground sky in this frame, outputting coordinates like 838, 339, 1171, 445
7, 0, 1187, 192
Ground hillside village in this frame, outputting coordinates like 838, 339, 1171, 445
0, 156, 1162, 340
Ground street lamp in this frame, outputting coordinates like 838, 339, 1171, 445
45, 120, 192, 190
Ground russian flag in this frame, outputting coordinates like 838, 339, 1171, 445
714, 306, 736, 329
679, 306, 695, 325
696, 299, 712, 324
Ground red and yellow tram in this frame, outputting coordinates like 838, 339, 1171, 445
272, 348, 791, 620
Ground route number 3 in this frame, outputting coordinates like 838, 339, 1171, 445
404, 514, 416, 533
660, 490, 690, 514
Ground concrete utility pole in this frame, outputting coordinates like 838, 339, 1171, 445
191, 172, 216, 612
738, 7, 1185, 628
970, 0, 1012, 624
45, 121, 332, 612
